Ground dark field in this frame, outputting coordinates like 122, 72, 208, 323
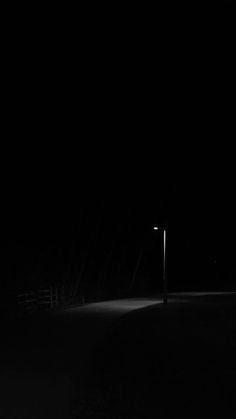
1, 292, 236, 418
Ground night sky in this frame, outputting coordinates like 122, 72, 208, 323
3, 2, 235, 298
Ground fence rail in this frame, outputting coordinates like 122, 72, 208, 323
17, 287, 59, 312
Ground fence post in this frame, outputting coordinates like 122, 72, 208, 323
50, 287, 53, 309
56, 287, 58, 307
60, 284, 63, 306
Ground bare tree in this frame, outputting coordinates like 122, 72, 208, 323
128, 246, 144, 293
71, 201, 104, 301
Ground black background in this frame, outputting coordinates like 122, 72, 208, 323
2, 2, 235, 297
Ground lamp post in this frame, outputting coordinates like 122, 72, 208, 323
153, 226, 168, 304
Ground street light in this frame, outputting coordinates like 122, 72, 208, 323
153, 226, 168, 304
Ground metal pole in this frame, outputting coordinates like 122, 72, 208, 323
163, 229, 168, 304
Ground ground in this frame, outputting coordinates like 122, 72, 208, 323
0, 292, 236, 418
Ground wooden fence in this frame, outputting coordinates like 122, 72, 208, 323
17, 287, 59, 313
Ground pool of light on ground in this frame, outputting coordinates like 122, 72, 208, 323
62, 291, 236, 316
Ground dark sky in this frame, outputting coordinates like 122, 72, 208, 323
4, 3, 234, 276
